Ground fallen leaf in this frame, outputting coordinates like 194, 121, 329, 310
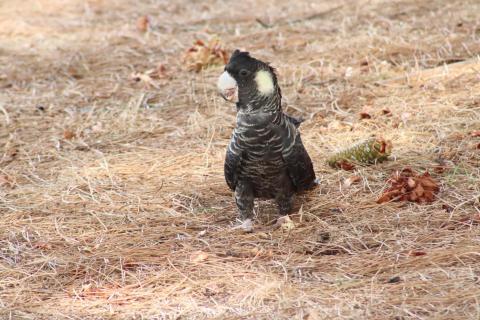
376, 193, 394, 204
471, 130, 480, 137
143, 63, 169, 80
2, 148, 18, 163
339, 160, 356, 171
136, 15, 149, 32
63, 129, 75, 140
359, 112, 372, 119
122, 258, 137, 270
78, 284, 122, 301
377, 168, 440, 204
33, 241, 52, 250
433, 165, 447, 173
183, 37, 229, 72
130, 72, 160, 89
407, 177, 416, 188
387, 276, 402, 283
382, 108, 392, 116
190, 251, 209, 263
67, 66, 83, 79
343, 175, 361, 188
442, 204, 453, 213
154, 63, 168, 78
250, 247, 273, 258
409, 251, 427, 257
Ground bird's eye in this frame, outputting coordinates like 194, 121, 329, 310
239, 69, 249, 77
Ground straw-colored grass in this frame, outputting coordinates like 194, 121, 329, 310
1, 0, 479, 319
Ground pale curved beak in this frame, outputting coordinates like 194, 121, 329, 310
217, 71, 238, 103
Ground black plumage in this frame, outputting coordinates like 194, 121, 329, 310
218, 50, 316, 221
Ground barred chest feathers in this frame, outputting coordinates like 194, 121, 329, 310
217, 50, 316, 222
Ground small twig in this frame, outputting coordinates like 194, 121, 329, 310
0, 104, 10, 125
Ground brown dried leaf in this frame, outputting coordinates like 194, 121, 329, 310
414, 183, 425, 197
136, 15, 149, 32
409, 251, 427, 257
418, 173, 439, 190
184, 38, 229, 72
377, 168, 439, 204
376, 193, 393, 204
63, 129, 75, 140
423, 190, 435, 202
155, 63, 168, 78
338, 160, 355, 171
433, 165, 447, 174
359, 111, 372, 119
382, 108, 392, 116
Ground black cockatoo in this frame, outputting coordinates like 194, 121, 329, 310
217, 50, 316, 223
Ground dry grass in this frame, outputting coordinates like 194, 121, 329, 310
1, 0, 480, 319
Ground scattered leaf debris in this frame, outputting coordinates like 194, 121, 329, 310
183, 38, 229, 72
377, 168, 440, 204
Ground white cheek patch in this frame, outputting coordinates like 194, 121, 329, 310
255, 70, 274, 96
